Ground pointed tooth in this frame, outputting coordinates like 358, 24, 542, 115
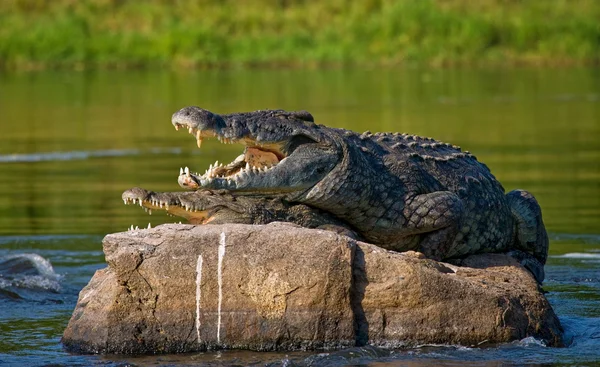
188, 127, 193, 134
245, 163, 250, 171
215, 160, 219, 167
175, 124, 180, 131
148, 223, 151, 229
196, 130, 203, 149
123, 199, 127, 205
180, 167, 184, 175
185, 166, 190, 177
149, 209, 152, 215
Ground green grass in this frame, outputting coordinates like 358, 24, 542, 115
1, 0, 599, 69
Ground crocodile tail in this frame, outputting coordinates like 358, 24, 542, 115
506, 189, 549, 265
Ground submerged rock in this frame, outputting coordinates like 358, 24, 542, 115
62, 223, 563, 354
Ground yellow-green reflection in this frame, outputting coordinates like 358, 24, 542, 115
0, 68, 598, 246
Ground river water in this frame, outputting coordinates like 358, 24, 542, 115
0, 68, 599, 366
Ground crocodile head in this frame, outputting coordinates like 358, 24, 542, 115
122, 187, 254, 225
171, 106, 340, 196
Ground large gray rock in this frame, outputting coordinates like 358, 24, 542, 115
62, 223, 563, 354
353, 247, 562, 347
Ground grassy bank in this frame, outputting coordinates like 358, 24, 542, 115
1, 0, 599, 70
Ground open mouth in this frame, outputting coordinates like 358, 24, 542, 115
173, 122, 291, 189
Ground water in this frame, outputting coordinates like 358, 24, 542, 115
0, 68, 599, 366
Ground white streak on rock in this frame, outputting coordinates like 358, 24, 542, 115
217, 231, 226, 343
195, 254, 203, 344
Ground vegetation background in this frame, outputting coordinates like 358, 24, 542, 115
1, 0, 599, 70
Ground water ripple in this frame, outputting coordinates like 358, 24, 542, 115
0, 147, 182, 163
0, 253, 61, 294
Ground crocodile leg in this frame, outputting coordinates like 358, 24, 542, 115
404, 191, 465, 260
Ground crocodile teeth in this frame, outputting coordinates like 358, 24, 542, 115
185, 166, 190, 177
148, 223, 151, 229
175, 124, 180, 131
188, 127, 194, 134
148, 209, 152, 215
196, 130, 203, 148
180, 167, 184, 175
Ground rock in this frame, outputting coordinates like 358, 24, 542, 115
353, 248, 563, 347
62, 223, 563, 354
62, 222, 355, 354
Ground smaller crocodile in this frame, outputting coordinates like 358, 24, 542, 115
122, 187, 358, 238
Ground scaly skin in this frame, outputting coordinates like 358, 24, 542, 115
122, 187, 358, 238
170, 106, 549, 283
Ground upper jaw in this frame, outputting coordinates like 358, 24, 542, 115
172, 106, 229, 148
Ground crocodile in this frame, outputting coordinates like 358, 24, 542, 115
170, 106, 549, 282
122, 187, 358, 238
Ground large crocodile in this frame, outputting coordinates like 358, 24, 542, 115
122, 187, 358, 238
169, 106, 549, 282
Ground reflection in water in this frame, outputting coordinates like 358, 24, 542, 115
0, 147, 181, 163
0, 68, 598, 236
0, 68, 598, 366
